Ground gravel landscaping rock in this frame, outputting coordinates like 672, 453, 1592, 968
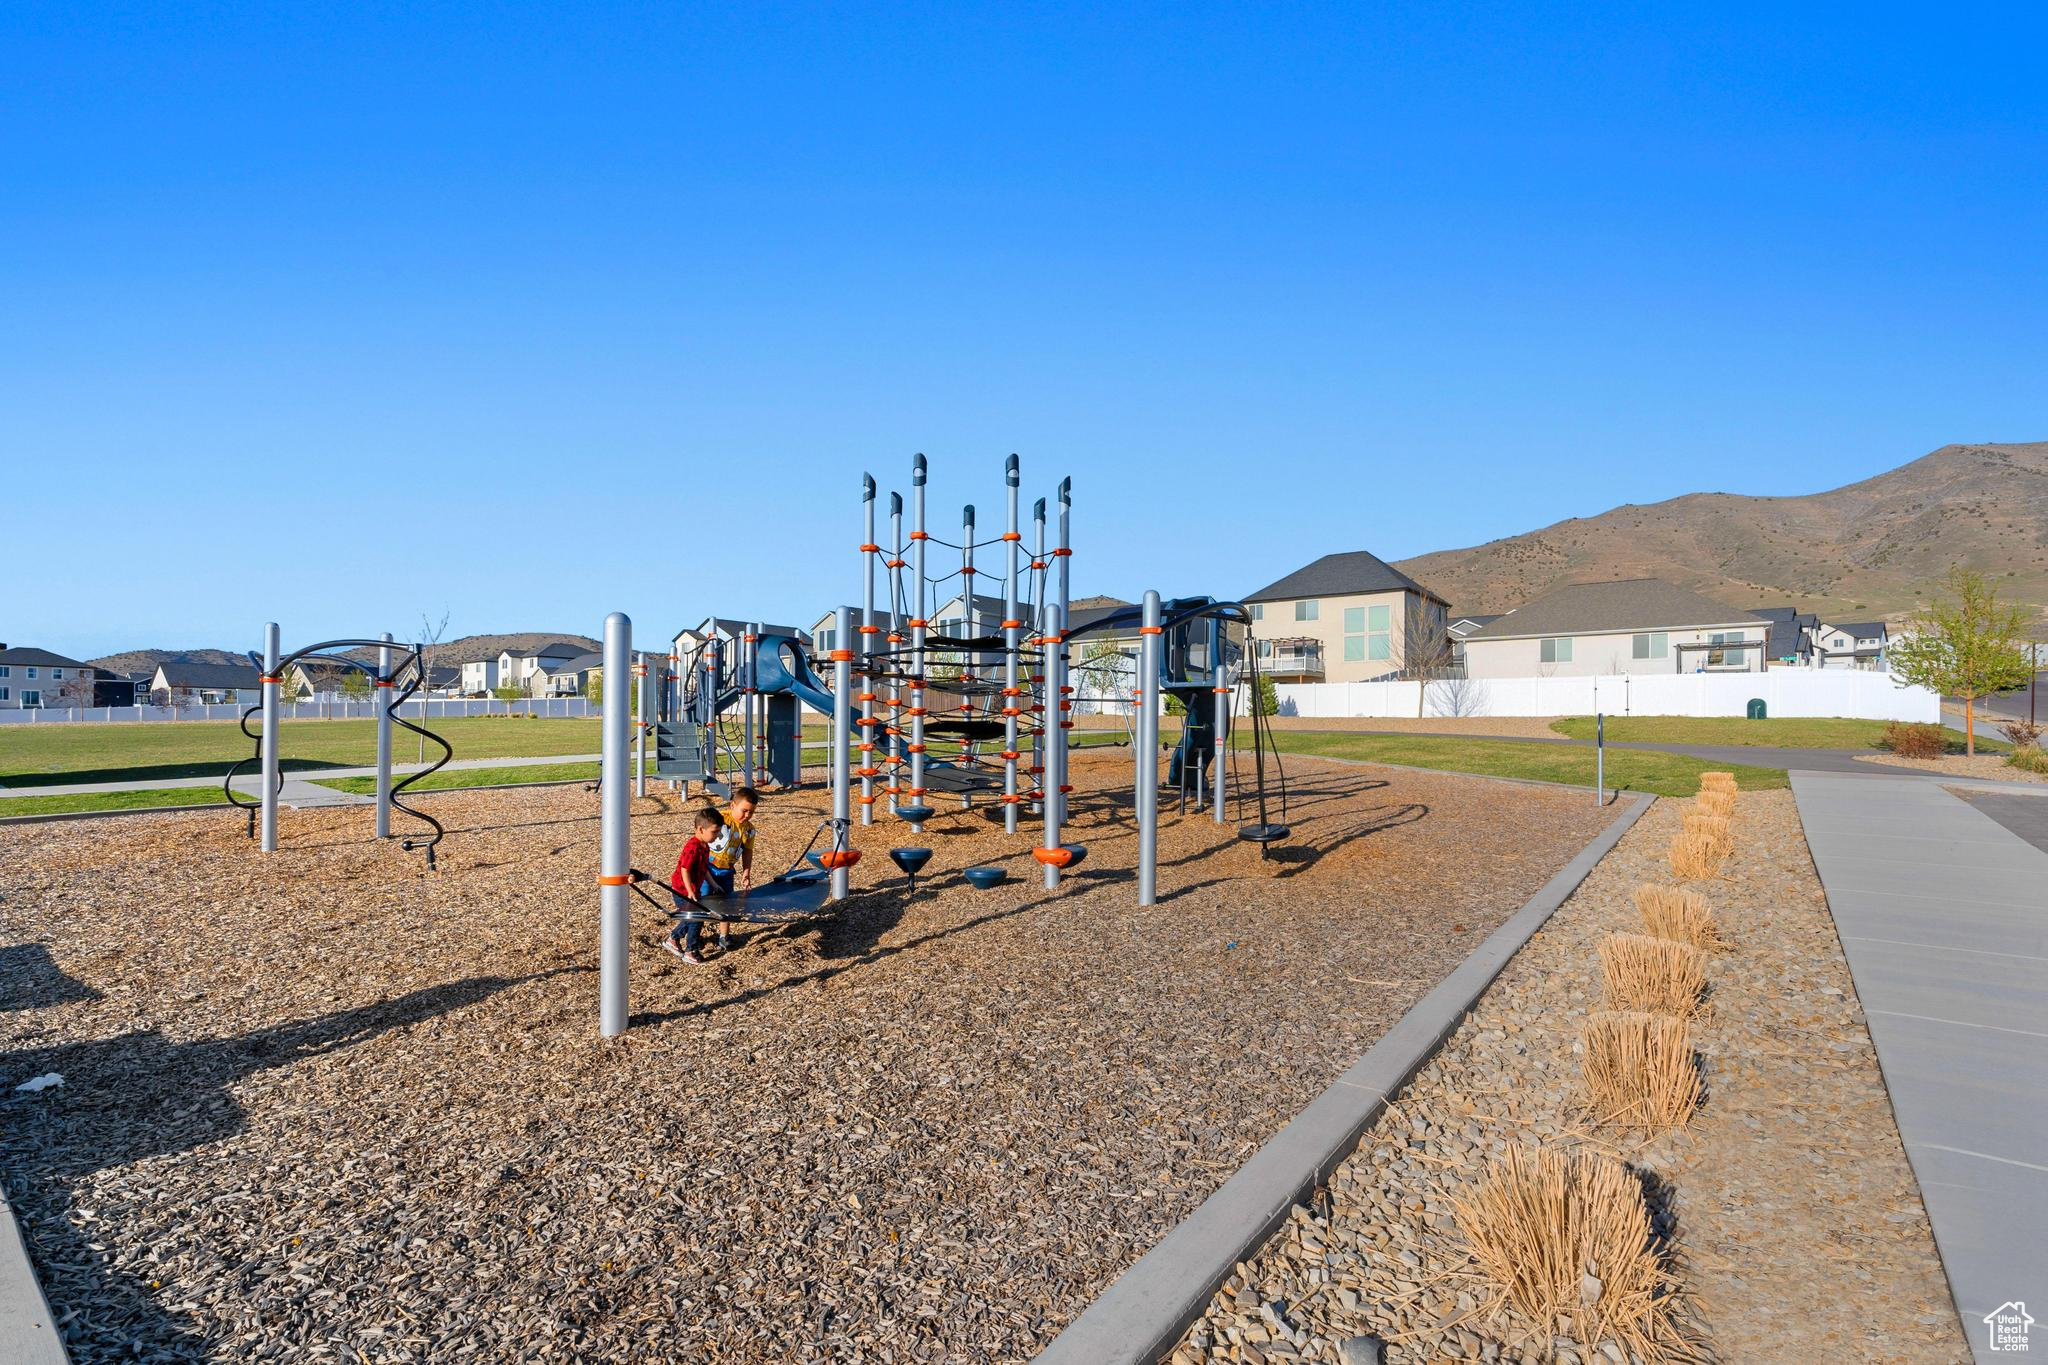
1854, 752, 2046, 782
1175, 789, 1967, 1364
0, 752, 1610, 1362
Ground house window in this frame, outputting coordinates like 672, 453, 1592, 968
51, 668, 64, 680
1294, 600, 1318, 622
1341, 604, 1393, 664
1249, 604, 1263, 621
22, 690, 40, 707
0, 687, 9, 701
0, 666, 9, 677
1344, 636, 1365, 662
25, 667, 38, 679
1540, 637, 1573, 664
1706, 632, 1743, 668
1631, 632, 1668, 660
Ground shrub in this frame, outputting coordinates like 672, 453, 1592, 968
1599, 934, 1708, 1016
1668, 827, 1724, 881
2007, 745, 2048, 776
1879, 722, 1948, 759
1581, 1011, 1704, 1131
1634, 884, 1721, 950
1698, 770, 1736, 793
2001, 719, 2043, 749
1452, 1145, 1691, 1360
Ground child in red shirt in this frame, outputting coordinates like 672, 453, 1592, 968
665, 808, 725, 963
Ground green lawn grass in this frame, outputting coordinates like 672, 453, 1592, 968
1547, 715, 2002, 753
314, 760, 603, 795
1271, 731, 1787, 796
0, 716, 602, 787
0, 785, 246, 817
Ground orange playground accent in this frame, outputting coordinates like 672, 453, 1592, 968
1032, 846, 1075, 868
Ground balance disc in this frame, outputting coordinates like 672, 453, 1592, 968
962, 867, 1007, 890
895, 804, 936, 823
888, 847, 934, 880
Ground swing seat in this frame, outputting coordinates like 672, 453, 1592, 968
1238, 823, 1291, 845
962, 867, 1007, 890
894, 803, 936, 823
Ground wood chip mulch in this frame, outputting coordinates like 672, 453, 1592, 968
1, 752, 1611, 1363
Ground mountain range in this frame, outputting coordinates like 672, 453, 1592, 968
1392, 441, 2048, 622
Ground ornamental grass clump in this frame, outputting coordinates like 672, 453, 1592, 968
1695, 786, 1735, 820
1633, 883, 1721, 951
1453, 1145, 1694, 1361
1581, 1011, 1703, 1131
1599, 934, 1708, 1016
1697, 771, 1736, 794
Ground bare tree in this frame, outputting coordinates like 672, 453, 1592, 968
1402, 608, 1457, 718
413, 609, 453, 760
53, 667, 97, 712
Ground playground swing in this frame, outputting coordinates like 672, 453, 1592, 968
224, 628, 454, 868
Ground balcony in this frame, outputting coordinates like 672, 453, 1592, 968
1260, 638, 1325, 682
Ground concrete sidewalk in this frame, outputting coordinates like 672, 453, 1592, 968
0, 753, 602, 801
1793, 771, 2048, 1362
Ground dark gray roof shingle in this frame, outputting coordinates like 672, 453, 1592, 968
1246, 551, 1440, 605
1467, 580, 1764, 640
0, 647, 89, 669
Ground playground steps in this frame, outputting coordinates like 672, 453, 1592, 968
652, 720, 710, 781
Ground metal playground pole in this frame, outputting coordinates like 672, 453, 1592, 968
375, 631, 394, 839
1212, 623, 1228, 824
633, 652, 649, 799
1042, 601, 1065, 889
743, 625, 759, 788
599, 612, 632, 1038
1002, 455, 1021, 835
259, 622, 281, 853
860, 476, 878, 825
830, 606, 854, 901
1054, 477, 1071, 834
909, 454, 928, 834
1136, 590, 1162, 906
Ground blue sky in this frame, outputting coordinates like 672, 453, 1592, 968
4, 3, 2044, 659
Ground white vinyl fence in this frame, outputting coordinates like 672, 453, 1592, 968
0, 698, 600, 725
1269, 669, 1939, 723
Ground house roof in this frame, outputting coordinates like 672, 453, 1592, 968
685, 617, 802, 641
0, 647, 89, 669
155, 661, 263, 689
547, 652, 604, 673
1823, 620, 1887, 639
506, 642, 587, 659
1752, 606, 1818, 659
1466, 580, 1766, 642
1447, 613, 1501, 638
1246, 550, 1442, 605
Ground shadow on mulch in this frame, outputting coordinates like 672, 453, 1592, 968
2, 944, 101, 1012
2, 969, 574, 1360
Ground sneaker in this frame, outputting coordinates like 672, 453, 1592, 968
681, 951, 704, 966
717, 932, 731, 953
662, 938, 686, 960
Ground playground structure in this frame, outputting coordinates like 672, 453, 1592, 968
597, 453, 1292, 1036
225, 623, 454, 866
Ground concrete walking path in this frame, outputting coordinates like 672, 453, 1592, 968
0, 753, 602, 801
1792, 771, 2048, 1362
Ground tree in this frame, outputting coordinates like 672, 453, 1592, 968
340, 669, 372, 702
492, 683, 527, 702
585, 670, 603, 707
1251, 672, 1279, 718
413, 608, 452, 759
1402, 607, 1457, 718
1889, 566, 2035, 756
53, 668, 97, 711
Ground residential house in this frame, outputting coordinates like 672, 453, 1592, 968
1461, 580, 1769, 678
461, 658, 501, 696
1813, 619, 1888, 671
532, 651, 604, 697
91, 670, 142, 707
0, 646, 97, 709
673, 618, 803, 665
150, 661, 263, 705
497, 642, 589, 696
1446, 613, 1502, 675
1752, 607, 1820, 667
1243, 551, 1451, 684
284, 659, 360, 701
